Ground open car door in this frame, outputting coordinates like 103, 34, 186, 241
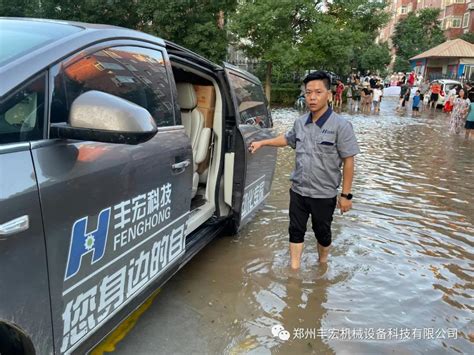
224, 64, 277, 231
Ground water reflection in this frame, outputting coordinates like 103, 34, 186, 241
233, 99, 473, 354
115, 98, 473, 354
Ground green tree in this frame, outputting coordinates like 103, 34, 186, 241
1, 0, 237, 63
0, 0, 39, 17
229, 0, 318, 101
1, 0, 144, 29
460, 32, 474, 44
392, 8, 445, 71
298, 14, 355, 75
359, 42, 392, 74
296, 0, 390, 76
140, 0, 237, 62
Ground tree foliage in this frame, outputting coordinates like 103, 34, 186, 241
296, 0, 390, 76
0, 0, 236, 63
230, 0, 390, 99
140, 0, 237, 62
392, 8, 445, 70
229, 0, 318, 99
0, 0, 144, 28
1, 0, 393, 99
359, 42, 392, 74
460, 32, 474, 44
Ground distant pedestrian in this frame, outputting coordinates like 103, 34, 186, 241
465, 82, 474, 102
429, 81, 441, 111
361, 83, 372, 114
352, 82, 361, 111
372, 85, 382, 114
419, 79, 430, 109
450, 89, 470, 134
444, 86, 457, 114
407, 71, 416, 87
334, 79, 344, 110
403, 86, 410, 108
369, 76, 377, 89
412, 90, 421, 117
397, 83, 409, 111
465, 100, 474, 139
346, 84, 353, 111
444, 95, 454, 114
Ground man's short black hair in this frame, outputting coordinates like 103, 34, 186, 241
303, 71, 331, 90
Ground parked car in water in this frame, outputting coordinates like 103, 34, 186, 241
424, 79, 462, 107
0, 18, 277, 354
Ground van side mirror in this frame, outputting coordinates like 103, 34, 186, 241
51, 90, 158, 144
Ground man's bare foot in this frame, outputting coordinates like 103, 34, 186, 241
289, 242, 304, 270
317, 243, 330, 263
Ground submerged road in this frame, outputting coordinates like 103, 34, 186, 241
95, 97, 473, 354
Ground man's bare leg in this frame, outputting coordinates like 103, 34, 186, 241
318, 243, 330, 263
289, 242, 304, 270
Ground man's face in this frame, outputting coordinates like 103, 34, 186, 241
305, 80, 330, 113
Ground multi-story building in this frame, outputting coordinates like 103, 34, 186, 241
441, 0, 474, 39
378, 0, 418, 45
378, 0, 473, 45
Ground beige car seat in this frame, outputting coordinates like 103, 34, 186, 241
176, 83, 211, 198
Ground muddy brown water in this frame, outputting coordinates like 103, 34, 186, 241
113, 98, 473, 354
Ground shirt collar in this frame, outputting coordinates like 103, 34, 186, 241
305, 107, 332, 128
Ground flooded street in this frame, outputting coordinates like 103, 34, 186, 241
112, 97, 473, 355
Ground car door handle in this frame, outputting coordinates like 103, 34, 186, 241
171, 159, 191, 171
0, 215, 29, 236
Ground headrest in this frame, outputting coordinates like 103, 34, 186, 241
176, 83, 197, 110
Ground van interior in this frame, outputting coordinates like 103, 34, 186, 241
171, 62, 230, 235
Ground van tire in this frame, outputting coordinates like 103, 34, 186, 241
0, 322, 35, 355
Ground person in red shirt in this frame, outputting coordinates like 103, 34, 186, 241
334, 79, 345, 110
407, 71, 416, 87
429, 82, 441, 111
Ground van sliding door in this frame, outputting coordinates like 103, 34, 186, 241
224, 65, 277, 231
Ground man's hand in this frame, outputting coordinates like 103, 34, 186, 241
337, 196, 352, 214
249, 141, 263, 154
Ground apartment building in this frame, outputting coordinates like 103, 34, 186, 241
378, 0, 418, 45
378, 0, 473, 44
441, 0, 474, 39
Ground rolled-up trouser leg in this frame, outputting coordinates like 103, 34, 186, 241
288, 189, 309, 243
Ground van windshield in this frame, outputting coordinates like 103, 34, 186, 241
0, 19, 82, 67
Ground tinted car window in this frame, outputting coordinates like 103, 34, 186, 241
51, 46, 174, 127
228, 73, 271, 128
0, 19, 82, 67
0, 74, 45, 144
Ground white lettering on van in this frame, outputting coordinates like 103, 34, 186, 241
113, 206, 171, 251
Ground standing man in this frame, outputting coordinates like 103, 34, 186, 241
334, 79, 345, 110
249, 71, 360, 269
429, 81, 441, 111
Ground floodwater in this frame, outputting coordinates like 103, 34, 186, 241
113, 98, 473, 354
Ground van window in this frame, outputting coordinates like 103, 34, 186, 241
228, 73, 271, 128
0, 19, 82, 66
0, 74, 45, 144
51, 46, 174, 127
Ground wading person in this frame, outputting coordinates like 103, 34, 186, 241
465, 99, 474, 139
412, 90, 421, 117
334, 79, 344, 110
429, 81, 441, 111
249, 71, 360, 269
450, 89, 470, 134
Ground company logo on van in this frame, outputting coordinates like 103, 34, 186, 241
65, 208, 111, 280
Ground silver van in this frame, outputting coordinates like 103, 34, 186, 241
0, 18, 277, 354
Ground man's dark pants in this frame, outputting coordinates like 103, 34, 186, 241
289, 189, 337, 247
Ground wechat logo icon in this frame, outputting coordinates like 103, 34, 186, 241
271, 324, 290, 341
